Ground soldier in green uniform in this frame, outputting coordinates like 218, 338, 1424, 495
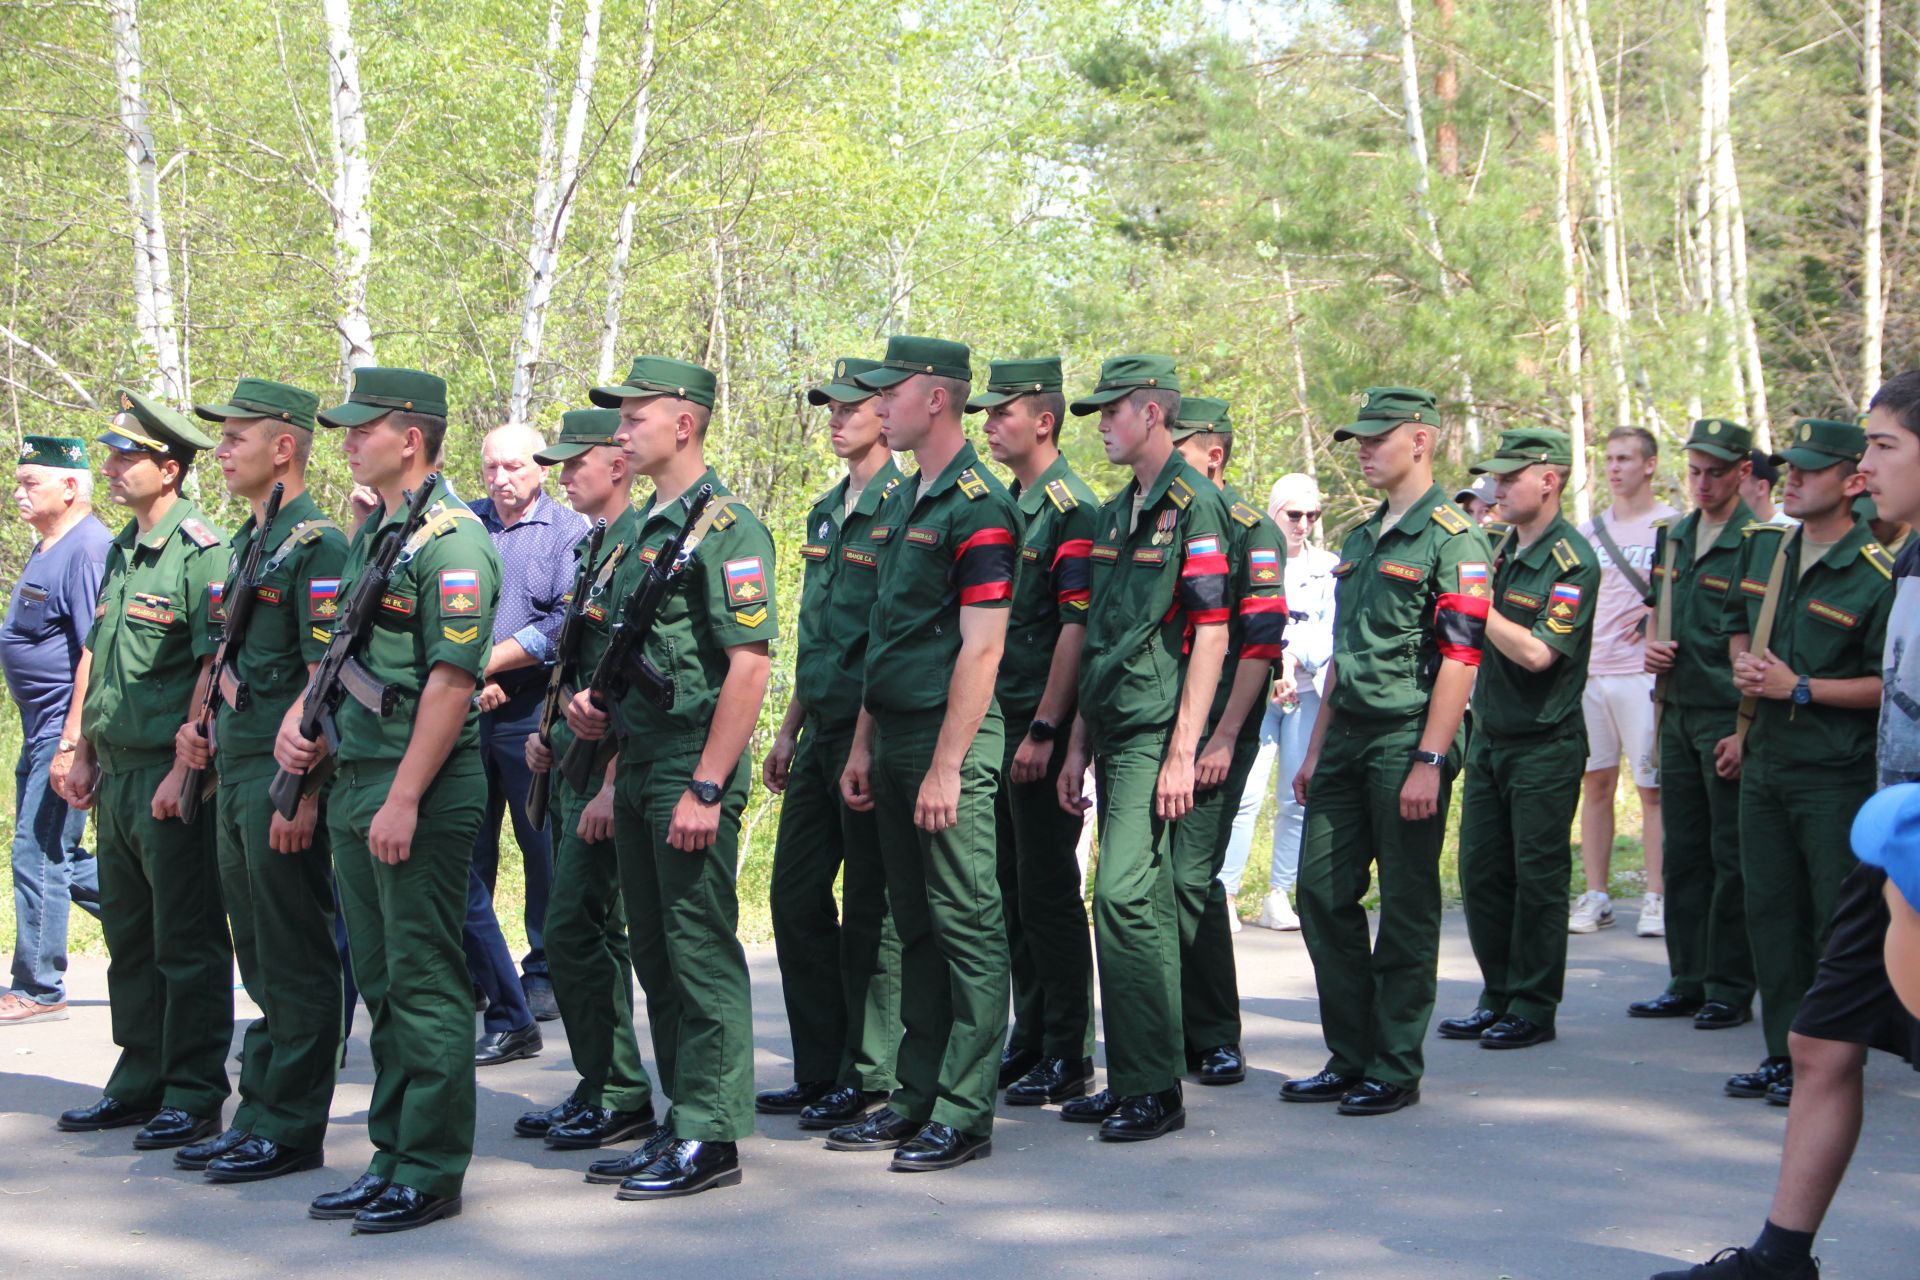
1054, 356, 1234, 1141
1719, 418, 1891, 1104
167, 378, 350, 1181
52, 390, 229, 1151
1167, 396, 1287, 1087
1634, 418, 1758, 1028
756, 357, 904, 1129
971, 356, 1099, 1105
826, 335, 1017, 1171
565, 356, 777, 1199
1282, 387, 1491, 1117
275, 367, 501, 1233
1439, 428, 1599, 1050
516, 409, 656, 1151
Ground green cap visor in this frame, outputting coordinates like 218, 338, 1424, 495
1068, 355, 1179, 416
193, 378, 319, 431
1770, 418, 1867, 470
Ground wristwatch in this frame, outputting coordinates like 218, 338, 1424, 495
1027, 718, 1057, 743
1407, 748, 1447, 767
56, 737, 77, 754
688, 778, 723, 805
1792, 674, 1812, 706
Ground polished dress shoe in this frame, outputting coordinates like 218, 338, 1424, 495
1191, 1044, 1245, 1085
823, 1106, 920, 1151
547, 1104, 657, 1150
56, 1095, 158, 1133
1005, 1056, 1094, 1106
1437, 1007, 1501, 1040
584, 1128, 676, 1184
351, 1184, 461, 1233
474, 1023, 542, 1066
308, 1172, 391, 1219
1480, 1014, 1555, 1050
754, 1079, 833, 1115
174, 1125, 249, 1170
1058, 1088, 1121, 1123
1278, 1070, 1356, 1103
205, 1135, 324, 1182
615, 1139, 740, 1199
1765, 1077, 1794, 1107
1629, 992, 1705, 1019
1725, 1056, 1792, 1099
798, 1087, 889, 1130
998, 1045, 1042, 1090
1098, 1087, 1184, 1141
1693, 1001, 1753, 1030
891, 1122, 991, 1171
133, 1107, 220, 1150
514, 1095, 587, 1138
1338, 1079, 1420, 1116
522, 975, 560, 1023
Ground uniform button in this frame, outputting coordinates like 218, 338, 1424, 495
934, 625, 944, 636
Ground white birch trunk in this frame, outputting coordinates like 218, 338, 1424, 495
596, 0, 659, 385
526, 0, 566, 261
324, 0, 375, 375
1687, 29, 1715, 425
1553, 0, 1590, 522
1571, 0, 1633, 432
109, 0, 185, 404
1864, 0, 1886, 406
1280, 249, 1316, 480
1706, 0, 1769, 445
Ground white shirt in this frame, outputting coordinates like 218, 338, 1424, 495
1284, 544, 1340, 696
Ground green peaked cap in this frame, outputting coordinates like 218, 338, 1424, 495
98, 387, 215, 456
808, 357, 883, 406
965, 357, 1064, 412
1770, 418, 1866, 469
1470, 426, 1574, 475
1068, 355, 1180, 416
1333, 386, 1439, 440
534, 407, 622, 465
590, 356, 718, 411
19, 435, 89, 470
1170, 395, 1232, 441
318, 367, 448, 428
1683, 417, 1753, 463
852, 335, 973, 391
194, 377, 319, 431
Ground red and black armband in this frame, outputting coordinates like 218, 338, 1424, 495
1178, 534, 1231, 625
954, 526, 1016, 605
1238, 594, 1289, 659
1434, 592, 1490, 665
1053, 537, 1092, 612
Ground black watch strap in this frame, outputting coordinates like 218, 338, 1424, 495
1407, 749, 1447, 767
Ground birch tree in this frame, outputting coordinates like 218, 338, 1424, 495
1705, 0, 1770, 445
597, 0, 660, 385
325, 0, 375, 375
1570, 0, 1633, 433
109, 0, 185, 404
1863, 0, 1886, 406
1551, 0, 1590, 522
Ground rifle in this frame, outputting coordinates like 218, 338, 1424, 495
267, 474, 442, 820
558, 484, 715, 794
1648, 520, 1677, 778
178, 481, 283, 822
527, 516, 608, 829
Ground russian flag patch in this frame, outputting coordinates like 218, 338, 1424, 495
440, 569, 481, 614
1249, 548, 1280, 582
1549, 581, 1582, 620
1186, 535, 1221, 557
309, 578, 341, 620
724, 557, 766, 605
1458, 562, 1490, 599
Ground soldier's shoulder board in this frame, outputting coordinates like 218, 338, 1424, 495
1551, 537, 1582, 572
1168, 475, 1196, 509
1483, 519, 1516, 540
179, 517, 220, 549
1864, 542, 1895, 579
1743, 521, 1784, 537
881, 475, 903, 497
1044, 478, 1077, 513
956, 468, 989, 501
1430, 504, 1472, 535
1229, 500, 1262, 528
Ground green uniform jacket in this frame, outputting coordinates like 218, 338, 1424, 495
199, 492, 350, 768
611, 470, 780, 760
1718, 518, 1892, 767
83, 499, 226, 758
794, 460, 905, 729
549, 504, 640, 761
1647, 501, 1754, 711
863, 442, 1019, 716
335, 477, 501, 764
1077, 451, 1234, 751
1328, 486, 1493, 722
1475, 514, 1601, 738
1207, 482, 1288, 742
996, 454, 1099, 719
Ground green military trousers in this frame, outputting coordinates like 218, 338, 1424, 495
996, 713, 1094, 1062
1171, 737, 1258, 1054
94, 750, 233, 1118
1657, 704, 1756, 1008
871, 708, 1009, 1138
1090, 727, 1184, 1097
768, 719, 902, 1091
1458, 731, 1586, 1029
1297, 717, 1451, 1090
216, 756, 342, 1149
544, 774, 651, 1112
1738, 753, 1874, 1057
330, 758, 485, 1199
611, 742, 755, 1142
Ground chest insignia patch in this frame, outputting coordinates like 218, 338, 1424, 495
440, 569, 481, 614
380, 592, 415, 616
1808, 599, 1859, 628
818, 519, 832, 540
1021, 545, 1041, 562
1250, 548, 1280, 582
725, 557, 767, 604
1091, 545, 1120, 563
255, 585, 283, 606
1458, 562, 1490, 599
1503, 588, 1543, 610
842, 547, 877, 569
1379, 561, 1421, 583
1133, 547, 1168, 565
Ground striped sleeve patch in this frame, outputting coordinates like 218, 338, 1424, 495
1052, 537, 1092, 612
954, 525, 1016, 605
1178, 534, 1231, 624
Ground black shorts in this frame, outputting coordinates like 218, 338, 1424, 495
1791, 861, 1920, 1066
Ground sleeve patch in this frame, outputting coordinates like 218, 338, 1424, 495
1248, 548, 1281, 583
310, 625, 332, 643
308, 578, 341, 619
1458, 562, 1490, 599
439, 569, 482, 615
208, 581, 226, 622
733, 605, 771, 628
1548, 581, 1583, 620
442, 624, 481, 644
724, 557, 767, 604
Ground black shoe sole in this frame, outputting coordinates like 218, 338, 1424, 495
1766, 1092, 1792, 1107
614, 1166, 742, 1200
474, 1046, 541, 1067
1481, 1030, 1556, 1050
133, 1124, 220, 1150
890, 1140, 992, 1171
206, 1151, 325, 1183
753, 1099, 819, 1116
546, 1119, 658, 1151
1004, 1076, 1093, 1107
1693, 1016, 1753, 1030
1278, 1089, 1346, 1104
1098, 1111, 1185, 1142
1195, 1070, 1245, 1086
1057, 1106, 1117, 1123
1337, 1092, 1420, 1116
57, 1111, 159, 1134
310, 1198, 385, 1221
1627, 1005, 1703, 1019
821, 1133, 912, 1152
797, 1104, 882, 1131
1725, 1083, 1771, 1098
1436, 1025, 1495, 1040
351, 1197, 462, 1233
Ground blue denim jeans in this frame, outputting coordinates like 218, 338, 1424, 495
1217, 691, 1319, 897
10, 732, 101, 1003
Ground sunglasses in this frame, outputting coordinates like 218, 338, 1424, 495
1281, 509, 1321, 522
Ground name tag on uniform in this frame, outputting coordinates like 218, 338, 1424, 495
1808, 599, 1859, 628
1379, 561, 1421, 583
842, 547, 877, 569
1021, 545, 1041, 562
800, 543, 829, 561
1132, 548, 1167, 565
380, 592, 415, 616
906, 527, 940, 547
1503, 588, 1542, 610
1091, 545, 1119, 562
1699, 574, 1731, 594
871, 525, 894, 544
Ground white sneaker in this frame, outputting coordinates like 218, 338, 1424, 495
1568, 890, 1615, 934
1253, 890, 1301, 932
1226, 895, 1242, 934
1637, 891, 1666, 937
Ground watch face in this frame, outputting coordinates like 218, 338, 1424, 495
691, 780, 721, 803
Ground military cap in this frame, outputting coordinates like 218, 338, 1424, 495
19, 435, 88, 470
591, 356, 718, 411
1333, 386, 1439, 441
1770, 418, 1867, 470
1470, 426, 1574, 475
534, 408, 622, 465
1067, 355, 1180, 416
317, 366, 448, 428
97, 387, 216, 456
1169, 395, 1232, 442
965, 357, 1064, 412
807, 357, 883, 406
194, 377, 319, 432
851, 336, 973, 391
1682, 417, 1752, 463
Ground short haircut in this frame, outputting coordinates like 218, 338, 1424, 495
1547, 462, 1573, 490
1606, 425, 1658, 459
1132, 387, 1182, 428
1030, 391, 1067, 441
1869, 370, 1920, 437
929, 375, 971, 419
1216, 434, 1236, 470
387, 411, 448, 462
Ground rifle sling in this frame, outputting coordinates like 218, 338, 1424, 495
1734, 527, 1800, 746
